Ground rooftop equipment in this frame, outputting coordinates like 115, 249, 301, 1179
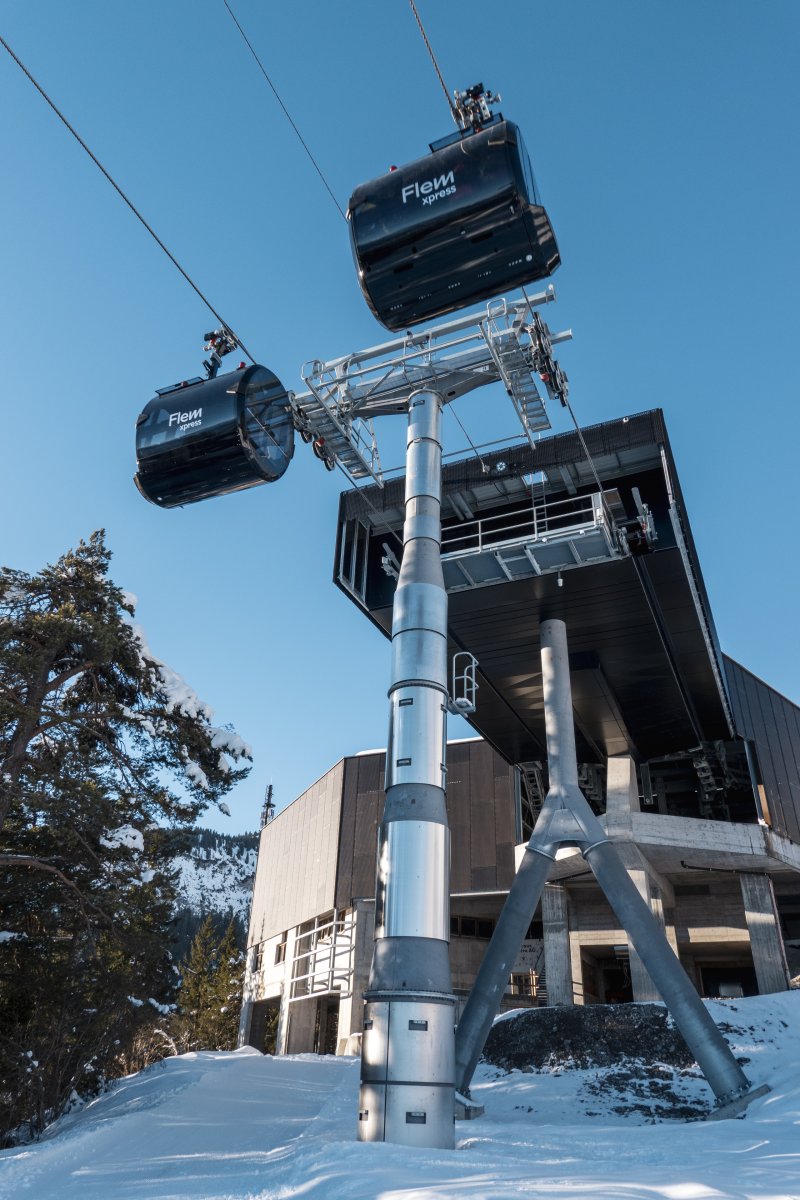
348, 84, 560, 331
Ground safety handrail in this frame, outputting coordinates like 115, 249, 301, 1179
441, 491, 612, 557
289, 912, 355, 999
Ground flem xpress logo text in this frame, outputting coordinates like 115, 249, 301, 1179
402, 170, 456, 207
169, 407, 202, 433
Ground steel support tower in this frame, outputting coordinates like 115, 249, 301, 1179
291, 291, 761, 1146
454, 619, 761, 1114
295, 291, 563, 1147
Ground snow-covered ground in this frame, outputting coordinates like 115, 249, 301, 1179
2, 993, 798, 1200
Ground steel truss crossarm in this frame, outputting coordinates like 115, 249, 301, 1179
293, 291, 571, 483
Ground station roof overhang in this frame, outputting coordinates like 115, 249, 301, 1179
335, 409, 734, 767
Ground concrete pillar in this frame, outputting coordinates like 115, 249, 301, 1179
680, 955, 701, 991
569, 936, 586, 1005
337, 900, 376, 1054
625, 857, 663, 1003
650, 885, 680, 958
603, 757, 681, 1001
238, 940, 264, 1048
237, 999, 253, 1048
286, 997, 318, 1053
740, 873, 791, 995
614, 843, 680, 1002
275, 926, 298, 1056
542, 883, 573, 1005
605, 756, 640, 831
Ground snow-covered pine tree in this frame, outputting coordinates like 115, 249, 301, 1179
0, 532, 252, 1143
210, 919, 245, 1051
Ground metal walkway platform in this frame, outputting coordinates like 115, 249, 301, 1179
441, 491, 624, 591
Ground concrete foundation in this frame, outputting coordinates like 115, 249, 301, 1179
337, 900, 375, 1054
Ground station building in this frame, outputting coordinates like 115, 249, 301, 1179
239, 410, 800, 1056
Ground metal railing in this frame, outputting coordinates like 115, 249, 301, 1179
441, 491, 617, 559
289, 910, 355, 1001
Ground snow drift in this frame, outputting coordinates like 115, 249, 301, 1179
1, 992, 798, 1200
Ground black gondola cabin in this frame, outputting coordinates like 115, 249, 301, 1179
348, 117, 560, 332
135, 364, 294, 508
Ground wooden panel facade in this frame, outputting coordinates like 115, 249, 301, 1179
334, 751, 386, 910
249, 760, 344, 944
333, 739, 517, 908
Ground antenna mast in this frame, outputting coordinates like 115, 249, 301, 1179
260, 782, 276, 828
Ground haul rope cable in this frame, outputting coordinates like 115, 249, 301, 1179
447, 399, 523, 504
223, 0, 346, 222
219, 0, 460, 535
531, 281, 687, 726
0, 33, 255, 363
447, 401, 491, 475
227, 0, 501, 485
332, 457, 406, 552
564, 396, 606, 495
0, 25, 376, 520
0, 25, 512, 545
408, 0, 458, 123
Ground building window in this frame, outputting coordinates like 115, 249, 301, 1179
509, 972, 542, 998
251, 944, 263, 973
275, 939, 287, 965
451, 915, 496, 939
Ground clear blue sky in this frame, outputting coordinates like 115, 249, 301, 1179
2, 1, 798, 834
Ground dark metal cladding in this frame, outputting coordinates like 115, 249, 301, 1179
724, 656, 800, 844
134, 364, 294, 508
348, 119, 560, 332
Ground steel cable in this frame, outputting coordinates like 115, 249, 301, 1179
408, 0, 458, 123
223, 0, 346, 222
0, 32, 255, 362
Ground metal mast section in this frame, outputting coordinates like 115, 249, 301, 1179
358, 389, 455, 1146
455, 618, 763, 1115
293, 291, 568, 1149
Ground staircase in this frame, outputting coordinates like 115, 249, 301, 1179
485, 325, 550, 441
